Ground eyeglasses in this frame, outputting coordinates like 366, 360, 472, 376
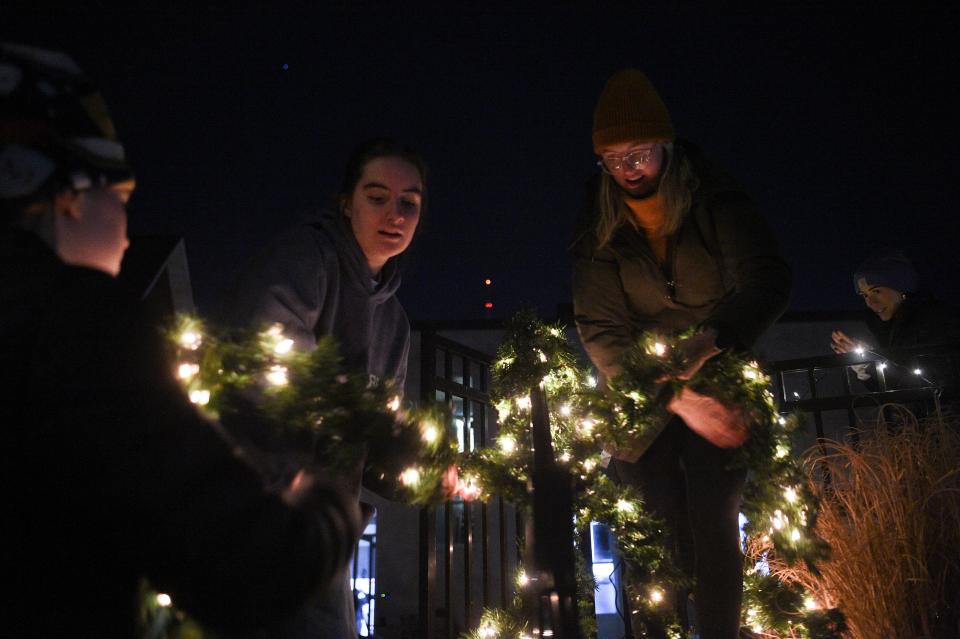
597, 147, 657, 174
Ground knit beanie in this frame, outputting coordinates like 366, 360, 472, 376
592, 69, 674, 153
853, 249, 919, 294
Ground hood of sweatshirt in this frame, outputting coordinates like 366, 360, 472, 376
314, 209, 403, 304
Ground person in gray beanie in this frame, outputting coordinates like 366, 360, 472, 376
831, 249, 960, 392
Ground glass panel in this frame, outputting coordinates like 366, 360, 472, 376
452, 395, 467, 452
351, 511, 378, 636
436, 348, 446, 380
452, 355, 464, 385
471, 401, 487, 447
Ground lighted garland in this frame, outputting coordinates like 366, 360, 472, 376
168, 314, 458, 504
458, 312, 843, 639
140, 315, 462, 638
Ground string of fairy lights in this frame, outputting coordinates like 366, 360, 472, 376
145, 312, 844, 638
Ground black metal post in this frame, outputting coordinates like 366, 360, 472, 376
524, 386, 581, 638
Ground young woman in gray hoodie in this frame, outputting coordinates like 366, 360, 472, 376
227, 138, 426, 639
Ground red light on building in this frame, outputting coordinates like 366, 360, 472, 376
484, 302, 494, 309
484, 278, 492, 286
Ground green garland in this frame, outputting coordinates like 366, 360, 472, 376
141, 315, 459, 638
142, 311, 842, 639
457, 313, 843, 639
167, 315, 458, 503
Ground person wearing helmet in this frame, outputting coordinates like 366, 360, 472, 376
0, 43, 364, 637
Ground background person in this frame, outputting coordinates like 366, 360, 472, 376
831, 249, 960, 397
0, 43, 365, 637
571, 69, 791, 639
224, 138, 426, 638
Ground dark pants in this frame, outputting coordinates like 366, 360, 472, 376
611, 417, 746, 639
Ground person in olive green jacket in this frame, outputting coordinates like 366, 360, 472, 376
571, 69, 791, 639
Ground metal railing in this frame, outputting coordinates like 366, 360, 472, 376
418, 331, 522, 638
770, 343, 960, 438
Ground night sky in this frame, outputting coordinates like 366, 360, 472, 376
5, 4, 960, 323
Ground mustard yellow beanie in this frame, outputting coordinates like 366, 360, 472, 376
592, 69, 674, 153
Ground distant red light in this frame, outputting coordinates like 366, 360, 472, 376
484, 278, 492, 286
484, 302, 494, 309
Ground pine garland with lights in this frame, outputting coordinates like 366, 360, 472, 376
167, 314, 458, 504
456, 312, 842, 639
139, 315, 459, 639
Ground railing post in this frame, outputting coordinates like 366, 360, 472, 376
523, 385, 581, 638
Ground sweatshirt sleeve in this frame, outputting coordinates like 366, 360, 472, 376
572, 236, 634, 381
227, 226, 329, 352
701, 192, 792, 350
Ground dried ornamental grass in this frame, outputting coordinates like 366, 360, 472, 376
752, 408, 960, 639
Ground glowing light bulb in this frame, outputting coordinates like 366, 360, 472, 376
536, 349, 548, 363
649, 588, 664, 604
784, 487, 798, 503
156, 593, 172, 607
579, 418, 594, 434
804, 596, 819, 610
458, 475, 482, 500
582, 459, 596, 472
272, 338, 293, 355
265, 365, 288, 386
177, 363, 199, 379
499, 436, 517, 454
878, 362, 887, 371
616, 499, 635, 514
913, 368, 922, 376
854, 346, 864, 355
549, 327, 562, 337
653, 342, 667, 356
479, 622, 498, 638
517, 571, 530, 587
388, 396, 401, 412
775, 444, 789, 459
559, 452, 571, 462
179, 331, 201, 350
559, 404, 572, 416
400, 467, 421, 486
515, 396, 531, 411
422, 423, 439, 444
189, 389, 210, 405
586, 375, 597, 388
771, 510, 785, 530
743, 366, 758, 380
496, 401, 511, 422
778, 416, 786, 425
790, 528, 801, 542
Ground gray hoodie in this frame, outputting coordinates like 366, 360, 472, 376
229, 210, 410, 390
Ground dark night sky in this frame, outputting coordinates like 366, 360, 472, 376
5, 3, 960, 322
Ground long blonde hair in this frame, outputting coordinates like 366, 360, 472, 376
593, 142, 699, 249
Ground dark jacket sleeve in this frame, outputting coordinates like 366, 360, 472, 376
571, 232, 634, 381
700, 191, 792, 350
50, 281, 359, 630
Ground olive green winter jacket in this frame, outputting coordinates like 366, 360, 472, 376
571, 141, 791, 381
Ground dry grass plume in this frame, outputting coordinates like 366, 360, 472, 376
749, 407, 960, 639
